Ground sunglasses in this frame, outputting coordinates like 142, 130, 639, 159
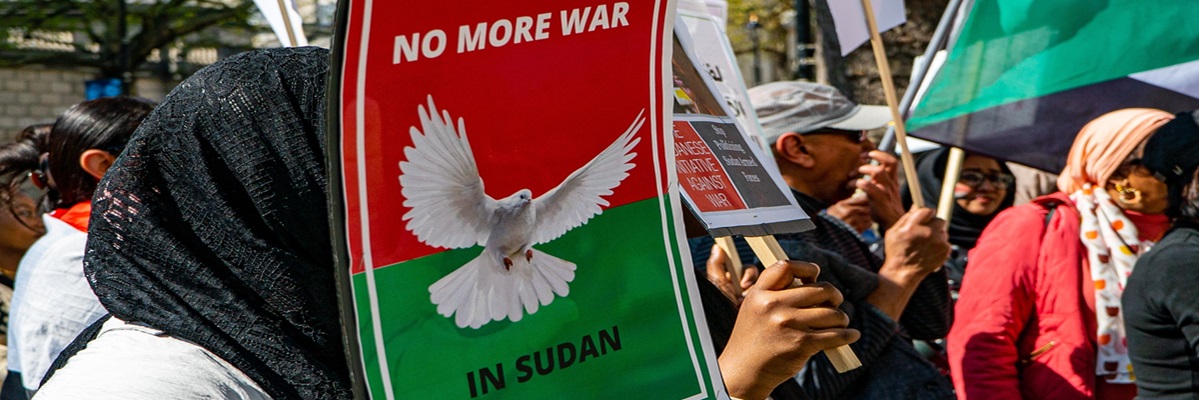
958, 170, 1015, 189
28, 153, 49, 190
806, 129, 868, 144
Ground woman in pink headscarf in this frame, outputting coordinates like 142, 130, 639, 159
947, 109, 1174, 400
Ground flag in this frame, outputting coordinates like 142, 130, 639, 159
908, 0, 1199, 173
825, 0, 906, 56
252, 0, 308, 47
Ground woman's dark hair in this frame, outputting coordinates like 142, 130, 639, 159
1180, 168, 1199, 221
47, 96, 155, 208
0, 124, 49, 185
0, 124, 51, 228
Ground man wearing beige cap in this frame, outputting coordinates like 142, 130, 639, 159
744, 81, 954, 399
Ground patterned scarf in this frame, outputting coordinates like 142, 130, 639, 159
1071, 184, 1152, 383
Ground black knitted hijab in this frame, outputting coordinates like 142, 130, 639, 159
83, 47, 351, 399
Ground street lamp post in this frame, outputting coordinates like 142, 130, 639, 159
794, 0, 814, 80
746, 14, 762, 86
118, 0, 131, 95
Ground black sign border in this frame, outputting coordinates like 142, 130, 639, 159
325, 0, 369, 397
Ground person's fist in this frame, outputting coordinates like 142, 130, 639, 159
826, 195, 873, 234
719, 261, 860, 400
883, 207, 951, 278
706, 245, 758, 306
855, 150, 904, 230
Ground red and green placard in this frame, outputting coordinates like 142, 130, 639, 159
330, 0, 727, 398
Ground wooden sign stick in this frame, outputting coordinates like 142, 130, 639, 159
713, 236, 744, 298
931, 147, 965, 272
860, 0, 925, 209
935, 147, 966, 222
744, 235, 863, 373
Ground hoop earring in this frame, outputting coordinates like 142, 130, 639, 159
1114, 181, 1142, 206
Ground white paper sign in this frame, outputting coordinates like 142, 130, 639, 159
671, 23, 813, 237
829, 0, 905, 56
677, 0, 768, 152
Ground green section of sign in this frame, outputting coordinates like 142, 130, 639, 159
353, 197, 712, 398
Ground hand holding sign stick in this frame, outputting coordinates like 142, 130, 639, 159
706, 236, 860, 373
744, 236, 863, 373
720, 257, 861, 399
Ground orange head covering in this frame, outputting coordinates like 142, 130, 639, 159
1058, 108, 1175, 193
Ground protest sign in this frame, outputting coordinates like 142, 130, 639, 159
328, 0, 728, 398
676, 0, 767, 150
671, 24, 860, 372
670, 25, 813, 238
824, 0, 905, 56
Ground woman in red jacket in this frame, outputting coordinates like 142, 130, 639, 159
948, 109, 1174, 400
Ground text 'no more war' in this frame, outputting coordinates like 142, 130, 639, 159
393, 2, 634, 64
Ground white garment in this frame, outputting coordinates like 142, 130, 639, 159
0, 273, 14, 389
33, 317, 270, 399
7, 215, 106, 389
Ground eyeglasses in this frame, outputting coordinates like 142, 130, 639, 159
958, 170, 1015, 189
2, 174, 47, 235
806, 129, 868, 144
28, 153, 49, 190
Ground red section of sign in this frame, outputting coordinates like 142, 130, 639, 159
672, 121, 747, 212
340, 1, 669, 272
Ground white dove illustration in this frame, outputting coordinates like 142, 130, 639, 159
399, 96, 644, 329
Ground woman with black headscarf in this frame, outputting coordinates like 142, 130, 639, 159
901, 148, 1016, 292
34, 47, 352, 399
1123, 110, 1199, 399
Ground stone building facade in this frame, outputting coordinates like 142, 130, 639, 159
0, 66, 175, 141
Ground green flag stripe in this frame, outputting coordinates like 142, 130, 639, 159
910, 0, 1199, 131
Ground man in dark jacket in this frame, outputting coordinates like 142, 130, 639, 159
700, 81, 954, 399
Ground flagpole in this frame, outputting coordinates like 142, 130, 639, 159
878, 0, 965, 153
714, 236, 744, 298
859, 0, 925, 208
936, 147, 966, 222
275, 0, 299, 47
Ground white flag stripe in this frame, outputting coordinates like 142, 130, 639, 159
828, 0, 906, 56
1129, 59, 1199, 99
